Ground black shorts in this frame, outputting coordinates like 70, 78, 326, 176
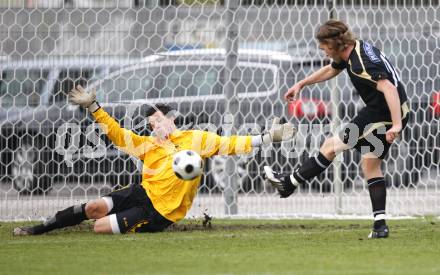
338, 103, 409, 159
106, 184, 173, 233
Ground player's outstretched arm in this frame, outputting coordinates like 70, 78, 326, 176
284, 64, 341, 101
69, 85, 151, 158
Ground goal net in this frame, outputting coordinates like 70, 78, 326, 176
0, 0, 439, 221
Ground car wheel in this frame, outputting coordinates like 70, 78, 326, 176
11, 138, 52, 195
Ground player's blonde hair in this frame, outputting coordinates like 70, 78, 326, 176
315, 20, 356, 51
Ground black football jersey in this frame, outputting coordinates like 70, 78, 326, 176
331, 40, 407, 112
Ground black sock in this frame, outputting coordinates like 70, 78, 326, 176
293, 152, 332, 184
367, 177, 387, 229
31, 204, 88, 235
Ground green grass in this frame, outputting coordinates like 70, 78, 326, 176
1, 219, 439, 275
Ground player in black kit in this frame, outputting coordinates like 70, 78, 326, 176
264, 20, 409, 238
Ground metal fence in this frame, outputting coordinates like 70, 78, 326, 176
0, 0, 439, 220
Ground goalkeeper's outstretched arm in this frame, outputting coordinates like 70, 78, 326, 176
69, 85, 152, 159
196, 117, 297, 158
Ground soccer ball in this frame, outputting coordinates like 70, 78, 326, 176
172, 150, 203, 180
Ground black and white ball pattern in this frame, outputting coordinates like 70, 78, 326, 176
172, 150, 203, 180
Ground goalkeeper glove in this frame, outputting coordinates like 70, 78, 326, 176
69, 85, 100, 113
261, 117, 297, 145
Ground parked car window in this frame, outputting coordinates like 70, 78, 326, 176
155, 65, 223, 98
95, 65, 225, 102
96, 67, 158, 102
0, 69, 49, 108
52, 68, 101, 103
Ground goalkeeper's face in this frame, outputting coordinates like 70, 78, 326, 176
148, 111, 177, 139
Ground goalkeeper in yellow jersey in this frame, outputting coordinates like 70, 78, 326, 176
13, 85, 296, 235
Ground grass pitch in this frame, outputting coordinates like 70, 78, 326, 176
1, 218, 439, 275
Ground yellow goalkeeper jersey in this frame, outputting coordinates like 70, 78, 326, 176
92, 108, 253, 222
